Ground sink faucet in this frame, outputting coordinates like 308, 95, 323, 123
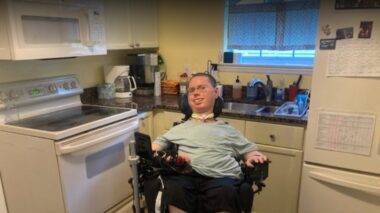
247, 76, 272, 102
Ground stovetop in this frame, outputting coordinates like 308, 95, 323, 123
6, 105, 132, 132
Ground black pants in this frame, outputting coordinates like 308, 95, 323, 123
164, 172, 242, 213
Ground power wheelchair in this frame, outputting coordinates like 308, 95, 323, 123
129, 95, 269, 213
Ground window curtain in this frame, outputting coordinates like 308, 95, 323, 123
227, 0, 320, 50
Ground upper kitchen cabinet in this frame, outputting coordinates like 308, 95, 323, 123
104, 0, 158, 50
0, 1, 11, 59
0, 0, 107, 60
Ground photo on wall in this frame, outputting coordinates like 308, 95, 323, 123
336, 27, 354, 40
335, 0, 380, 9
320, 39, 336, 50
358, 21, 373, 38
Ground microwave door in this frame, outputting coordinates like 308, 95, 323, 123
8, 1, 106, 60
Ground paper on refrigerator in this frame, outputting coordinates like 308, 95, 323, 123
315, 110, 376, 156
327, 39, 380, 77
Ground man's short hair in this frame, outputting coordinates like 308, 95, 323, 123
188, 73, 217, 88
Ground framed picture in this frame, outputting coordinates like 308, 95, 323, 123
335, 0, 380, 9
320, 39, 336, 50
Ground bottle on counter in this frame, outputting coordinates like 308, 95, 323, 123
232, 76, 242, 101
266, 75, 273, 102
179, 72, 188, 94
275, 78, 285, 101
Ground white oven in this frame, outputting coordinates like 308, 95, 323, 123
0, 75, 138, 213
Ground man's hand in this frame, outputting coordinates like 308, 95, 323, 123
175, 153, 191, 165
244, 150, 267, 168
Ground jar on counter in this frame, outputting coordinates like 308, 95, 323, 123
179, 72, 188, 94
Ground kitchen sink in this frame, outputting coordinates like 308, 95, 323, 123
222, 102, 262, 113
274, 102, 307, 118
255, 105, 279, 114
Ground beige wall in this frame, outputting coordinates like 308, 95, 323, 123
0, 50, 133, 88
158, 0, 312, 89
158, 0, 224, 79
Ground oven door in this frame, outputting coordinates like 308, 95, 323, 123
55, 116, 138, 213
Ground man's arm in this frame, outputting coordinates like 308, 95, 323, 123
244, 150, 267, 167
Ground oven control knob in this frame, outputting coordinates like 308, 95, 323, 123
63, 82, 70, 90
8, 90, 19, 100
70, 81, 77, 89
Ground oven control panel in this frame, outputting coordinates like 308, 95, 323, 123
0, 75, 83, 109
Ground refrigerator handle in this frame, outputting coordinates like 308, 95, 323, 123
309, 171, 380, 197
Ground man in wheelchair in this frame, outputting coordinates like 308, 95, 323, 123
135, 73, 268, 213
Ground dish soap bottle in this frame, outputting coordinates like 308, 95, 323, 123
275, 78, 285, 101
232, 76, 242, 101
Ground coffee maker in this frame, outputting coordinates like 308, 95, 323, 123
127, 53, 158, 96
104, 65, 137, 98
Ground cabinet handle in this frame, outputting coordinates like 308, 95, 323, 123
269, 134, 276, 141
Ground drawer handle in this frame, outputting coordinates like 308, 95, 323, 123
269, 134, 276, 141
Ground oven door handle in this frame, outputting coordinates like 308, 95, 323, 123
57, 124, 136, 155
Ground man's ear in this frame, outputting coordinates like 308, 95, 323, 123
213, 87, 219, 97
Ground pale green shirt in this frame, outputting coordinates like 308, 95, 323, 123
153, 119, 258, 179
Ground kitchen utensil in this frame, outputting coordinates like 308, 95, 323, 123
104, 65, 137, 98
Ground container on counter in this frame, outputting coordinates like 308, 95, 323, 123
232, 76, 242, 100
217, 84, 223, 97
179, 72, 188, 94
97, 83, 115, 99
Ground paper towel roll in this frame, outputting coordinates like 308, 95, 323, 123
154, 72, 161, 96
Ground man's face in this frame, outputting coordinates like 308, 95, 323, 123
187, 76, 218, 114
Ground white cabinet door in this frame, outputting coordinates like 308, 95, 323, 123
104, 0, 133, 49
0, 0, 11, 59
253, 144, 303, 213
130, 0, 159, 48
138, 111, 153, 138
104, 0, 158, 50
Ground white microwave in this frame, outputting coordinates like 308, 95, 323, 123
0, 0, 107, 60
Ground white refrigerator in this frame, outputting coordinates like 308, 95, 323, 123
298, 1, 380, 213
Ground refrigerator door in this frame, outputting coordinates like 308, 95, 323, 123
304, 0, 380, 175
299, 164, 380, 213
0, 174, 7, 213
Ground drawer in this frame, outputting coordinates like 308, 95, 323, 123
245, 121, 304, 150
219, 117, 245, 134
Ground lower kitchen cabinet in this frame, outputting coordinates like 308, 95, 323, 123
138, 111, 153, 138
219, 116, 245, 134
245, 121, 305, 213
153, 110, 184, 140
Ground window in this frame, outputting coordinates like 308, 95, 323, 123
225, 0, 320, 67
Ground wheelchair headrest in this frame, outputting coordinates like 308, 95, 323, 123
179, 94, 224, 120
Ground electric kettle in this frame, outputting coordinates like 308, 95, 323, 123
104, 65, 137, 98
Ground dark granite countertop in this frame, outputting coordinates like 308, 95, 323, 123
81, 88, 307, 127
